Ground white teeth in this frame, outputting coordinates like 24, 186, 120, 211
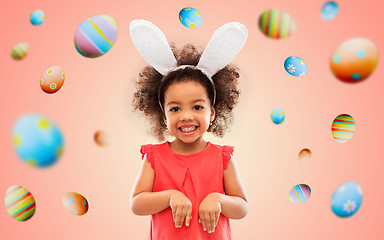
180, 126, 196, 132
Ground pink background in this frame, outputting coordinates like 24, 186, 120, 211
1, 0, 383, 239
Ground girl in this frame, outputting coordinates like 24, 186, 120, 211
130, 20, 248, 240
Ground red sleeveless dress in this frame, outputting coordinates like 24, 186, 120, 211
140, 141, 234, 240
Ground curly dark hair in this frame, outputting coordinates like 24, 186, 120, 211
131, 43, 241, 142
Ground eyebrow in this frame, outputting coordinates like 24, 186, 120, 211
166, 99, 206, 106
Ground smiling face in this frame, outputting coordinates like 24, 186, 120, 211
162, 80, 215, 145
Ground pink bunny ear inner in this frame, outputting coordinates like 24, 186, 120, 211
130, 20, 177, 75
197, 22, 248, 78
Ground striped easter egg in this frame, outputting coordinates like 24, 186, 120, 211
5, 185, 36, 222
332, 114, 356, 143
258, 9, 296, 39
289, 184, 311, 203
11, 43, 29, 60
74, 15, 118, 58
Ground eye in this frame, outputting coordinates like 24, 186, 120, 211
194, 105, 203, 110
170, 107, 180, 112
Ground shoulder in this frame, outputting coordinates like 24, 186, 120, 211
209, 143, 235, 170
139, 142, 168, 169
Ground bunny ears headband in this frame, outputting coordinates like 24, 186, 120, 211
130, 19, 248, 110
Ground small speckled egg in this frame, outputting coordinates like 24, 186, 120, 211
331, 114, 356, 143
298, 148, 311, 162
289, 184, 311, 203
321, 1, 339, 21
179, 7, 203, 29
12, 114, 64, 168
284, 56, 308, 77
30, 9, 45, 26
11, 43, 29, 60
259, 9, 296, 39
74, 14, 118, 58
40, 66, 65, 94
5, 185, 36, 222
62, 192, 89, 216
94, 130, 108, 147
330, 38, 378, 83
331, 181, 362, 218
271, 107, 285, 124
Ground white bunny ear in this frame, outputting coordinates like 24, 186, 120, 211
130, 20, 177, 75
197, 22, 248, 78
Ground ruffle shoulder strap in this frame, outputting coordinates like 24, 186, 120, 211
140, 144, 154, 169
222, 145, 235, 170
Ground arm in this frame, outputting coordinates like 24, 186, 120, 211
130, 155, 173, 215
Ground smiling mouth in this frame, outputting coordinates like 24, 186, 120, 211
179, 126, 197, 133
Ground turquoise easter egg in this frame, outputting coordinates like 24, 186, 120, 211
284, 56, 308, 77
331, 181, 362, 218
321, 1, 339, 21
179, 7, 203, 29
12, 114, 64, 168
74, 14, 118, 58
271, 107, 285, 124
30, 9, 45, 26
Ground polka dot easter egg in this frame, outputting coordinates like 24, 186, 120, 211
40, 66, 65, 94
5, 185, 36, 222
74, 14, 118, 58
331, 181, 362, 218
258, 9, 296, 39
289, 184, 311, 203
11, 43, 29, 60
271, 107, 285, 124
62, 192, 89, 216
298, 148, 311, 162
321, 1, 339, 21
284, 56, 308, 77
12, 114, 64, 168
30, 9, 45, 26
94, 130, 108, 147
330, 38, 378, 83
331, 114, 356, 143
179, 7, 203, 29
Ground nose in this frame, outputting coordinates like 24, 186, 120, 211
180, 110, 193, 121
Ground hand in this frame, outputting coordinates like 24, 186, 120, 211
169, 190, 192, 228
198, 193, 222, 233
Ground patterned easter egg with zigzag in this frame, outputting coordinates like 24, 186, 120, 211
331, 114, 356, 143
74, 15, 118, 58
12, 114, 64, 168
5, 185, 36, 222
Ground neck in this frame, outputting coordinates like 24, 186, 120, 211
169, 137, 208, 155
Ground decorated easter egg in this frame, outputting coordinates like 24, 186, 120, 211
321, 1, 339, 21
74, 14, 118, 58
30, 9, 45, 26
5, 185, 36, 222
331, 114, 355, 143
331, 181, 362, 218
94, 130, 108, 147
289, 184, 311, 203
40, 66, 65, 94
11, 43, 29, 60
179, 7, 203, 29
258, 9, 296, 39
298, 148, 311, 162
12, 114, 64, 168
271, 107, 285, 124
330, 38, 378, 83
284, 56, 308, 77
62, 192, 89, 216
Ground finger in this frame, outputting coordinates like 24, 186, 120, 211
199, 212, 207, 231
214, 211, 220, 227
178, 206, 188, 227
185, 207, 192, 227
204, 212, 212, 233
209, 212, 216, 233
175, 206, 183, 228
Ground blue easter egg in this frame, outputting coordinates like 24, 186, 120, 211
321, 1, 339, 21
12, 114, 64, 168
30, 9, 45, 26
331, 181, 363, 218
271, 107, 285, 124
179, 7, 203, 29
284, 56, 308, 77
